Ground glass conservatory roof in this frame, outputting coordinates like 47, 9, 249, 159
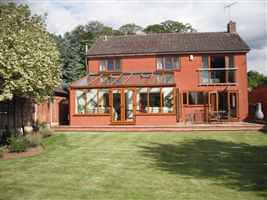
70, 72, 175, 88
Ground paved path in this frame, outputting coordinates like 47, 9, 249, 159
53, 122, 267, 132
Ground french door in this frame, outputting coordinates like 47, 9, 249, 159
111, 88, 135, 124
208, 91, 239, 121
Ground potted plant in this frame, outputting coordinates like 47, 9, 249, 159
24, 121, 33, 134
255, 103, 264, 120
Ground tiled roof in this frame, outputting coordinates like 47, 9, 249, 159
87, 32, 250, 57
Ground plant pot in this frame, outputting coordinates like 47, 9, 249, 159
24, 125, 33, 134
255, 103, 264, 120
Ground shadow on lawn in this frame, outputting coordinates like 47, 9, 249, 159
260, 123, 267, 134
139, 139, 267, 197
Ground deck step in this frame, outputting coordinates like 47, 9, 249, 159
53, 123, 267, 132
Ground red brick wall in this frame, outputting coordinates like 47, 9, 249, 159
88, 58, 98, 73
70, 53, 249, 125
71, 115, 111, 126
88, 55, 156, 73
136, 115, 176, 125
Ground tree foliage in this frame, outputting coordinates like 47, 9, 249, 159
119, 23, 143, 35
55, 21, 122, 84
144, 20, 196, 33
247, 70, 267, 89
143, 24, 165, 33
53, 27, 90, 85
0, 3, 61, 102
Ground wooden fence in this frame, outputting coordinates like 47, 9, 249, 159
0, 97, 34, 130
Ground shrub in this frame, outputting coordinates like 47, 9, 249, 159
25, 133, 41, 148
7, 135, 28, 153
39, 128, 54, 138
0, 128, 12, 145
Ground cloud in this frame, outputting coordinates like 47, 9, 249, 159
248, 46, 267, 74
25, 0, 267, 75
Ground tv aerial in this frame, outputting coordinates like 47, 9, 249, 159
224, 2, 238, 21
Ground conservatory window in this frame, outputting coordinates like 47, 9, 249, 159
136, 87, 175, 114
162, 87, 174, 113
75, 89, 110, 114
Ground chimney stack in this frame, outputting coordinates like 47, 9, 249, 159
227, 21, 236, 33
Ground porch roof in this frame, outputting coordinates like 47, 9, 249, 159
70, 72, 175, 88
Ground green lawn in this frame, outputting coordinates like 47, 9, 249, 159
1, 131, 267, 200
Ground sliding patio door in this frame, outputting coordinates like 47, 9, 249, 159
208, 91, 239, 121
111, 88, 135, 124
228, 92, 238, 118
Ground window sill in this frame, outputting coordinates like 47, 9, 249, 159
110, 122, 136, 125
73, 113, 111, 116
136, 112, 176, 116
99, 71, 122, 74
199, 83, 237, 86
156, 69, 180, 72
184, 105, 208, 108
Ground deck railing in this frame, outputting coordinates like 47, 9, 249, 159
198, 68, 237, 85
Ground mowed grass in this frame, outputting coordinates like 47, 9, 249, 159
1, 131, 267, 200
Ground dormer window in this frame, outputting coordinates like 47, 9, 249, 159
157, 56, 180, 70
99, 59, 121, 72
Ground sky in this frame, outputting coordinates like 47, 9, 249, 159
20, 0, 267, 74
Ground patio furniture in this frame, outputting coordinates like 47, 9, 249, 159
209, 111, 229, 122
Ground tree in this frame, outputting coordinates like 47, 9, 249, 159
247, 70, 267, 89
56, 21, 120, 84
143, 24, 166, 33
53, 27, 91, 84
144, 20, 196, 33
0, 3, 61, 102
119, 23, 143, 35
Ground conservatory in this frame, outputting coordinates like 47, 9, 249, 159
69, 72, 178, 125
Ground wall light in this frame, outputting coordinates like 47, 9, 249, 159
189, 54, 194, 61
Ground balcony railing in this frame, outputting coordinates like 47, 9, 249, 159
198, 68, 237, 85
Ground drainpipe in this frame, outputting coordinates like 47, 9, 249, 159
50, 100, 52, 128
85, 44, 88, 73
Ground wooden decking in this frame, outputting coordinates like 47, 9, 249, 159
53, 122, 267, 132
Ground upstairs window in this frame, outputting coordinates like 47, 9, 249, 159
200, 55, 236, 84
203, 55, 234, 69
99, 59, 121, 72
157, 56, 180, 70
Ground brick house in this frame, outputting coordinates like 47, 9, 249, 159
69, 21, 250, 126
248, 84, 267, 121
